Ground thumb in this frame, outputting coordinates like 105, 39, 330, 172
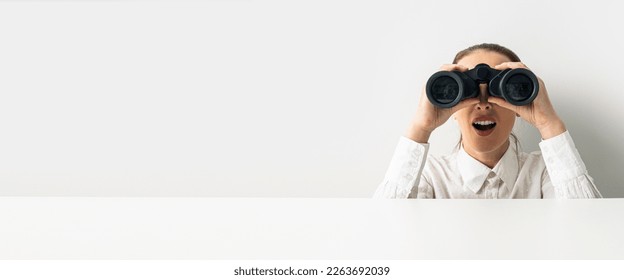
488, 96, 518, 113
450, 97, 479, 114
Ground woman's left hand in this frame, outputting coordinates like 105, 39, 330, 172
488, 62, 567, 139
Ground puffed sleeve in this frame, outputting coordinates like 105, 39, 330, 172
538, 131, 602, 198
374, 136, 432, 198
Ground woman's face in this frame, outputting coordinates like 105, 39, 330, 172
454, 50, 517, 156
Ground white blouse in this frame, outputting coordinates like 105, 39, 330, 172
374, 131, 602, 199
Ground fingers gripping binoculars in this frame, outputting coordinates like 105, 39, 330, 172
426, 63, 539, 108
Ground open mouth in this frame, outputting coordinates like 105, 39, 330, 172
472, 120, 496, 131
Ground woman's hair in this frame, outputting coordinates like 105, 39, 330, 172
452, 43, 521, 64
453, 43, 522, 155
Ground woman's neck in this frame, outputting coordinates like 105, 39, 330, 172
462, 140, 510, 169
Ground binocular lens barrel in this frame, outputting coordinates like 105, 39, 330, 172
429, 76, 460, 105
426, 65, 538, 108
503, 73, 535, 103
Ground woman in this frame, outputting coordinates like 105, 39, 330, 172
374, 43, 602, 199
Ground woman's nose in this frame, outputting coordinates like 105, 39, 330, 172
476, 84, 491, 110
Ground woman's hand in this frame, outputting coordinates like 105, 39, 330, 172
488, 62, 566, 139
406, 64, 480, 143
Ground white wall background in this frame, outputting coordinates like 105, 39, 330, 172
0, 0, 622, 197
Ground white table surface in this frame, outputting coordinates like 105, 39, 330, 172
1, 198, 622, 259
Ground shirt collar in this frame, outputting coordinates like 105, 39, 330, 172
457, 142, 519, 194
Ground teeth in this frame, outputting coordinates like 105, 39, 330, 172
473, 121, 495, 125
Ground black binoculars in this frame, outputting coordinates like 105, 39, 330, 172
425, 63, 539, 108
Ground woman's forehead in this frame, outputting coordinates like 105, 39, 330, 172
456, 50, 512, 69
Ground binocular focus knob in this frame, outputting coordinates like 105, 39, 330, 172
475, 65, 490, 80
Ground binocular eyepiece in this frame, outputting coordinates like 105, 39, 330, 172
425, 63, 539, 108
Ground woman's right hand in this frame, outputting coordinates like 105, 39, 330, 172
405, 64, 480, 143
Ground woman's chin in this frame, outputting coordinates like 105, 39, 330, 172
464, 135, 508, 154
